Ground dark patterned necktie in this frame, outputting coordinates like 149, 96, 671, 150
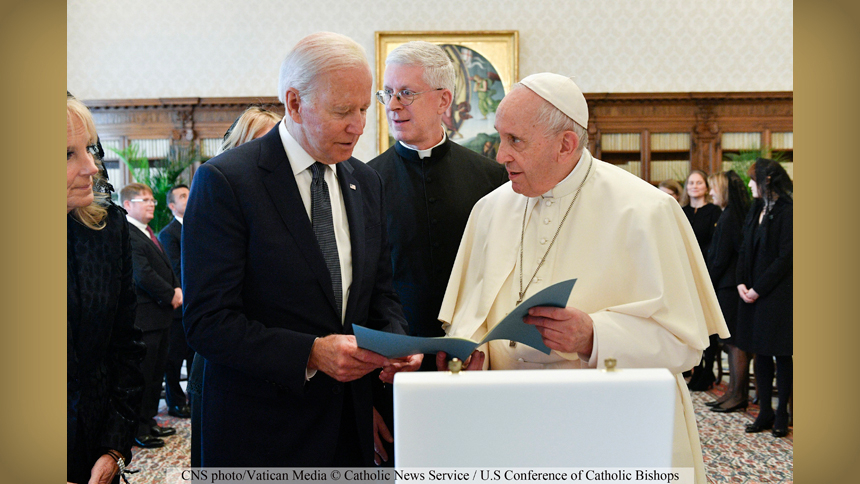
310, 162, 342, 320
146, 225, 163, 252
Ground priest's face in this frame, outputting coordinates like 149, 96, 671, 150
382, 63, 450, 150
495, 88, 572, 197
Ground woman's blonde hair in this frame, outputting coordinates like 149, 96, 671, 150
707, 171, 728, 209
67, 97, 109, 230
219, 106, 282, 153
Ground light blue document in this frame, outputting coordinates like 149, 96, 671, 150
353, 278, 577, 361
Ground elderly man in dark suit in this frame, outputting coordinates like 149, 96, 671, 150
121, 183, 182, 448
157, 184, 193, 419
182, 32, 422, 467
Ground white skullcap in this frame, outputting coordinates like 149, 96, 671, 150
519, 73, 588, 127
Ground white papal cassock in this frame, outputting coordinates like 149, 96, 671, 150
439, 150, 729, 484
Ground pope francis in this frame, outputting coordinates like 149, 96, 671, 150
435, 73, 729, 483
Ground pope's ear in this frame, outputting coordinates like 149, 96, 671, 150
437, 89, 453, 115
284, 89, 303, 123
558, 130, 580, 160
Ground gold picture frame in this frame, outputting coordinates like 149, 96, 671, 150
375, 30, 519, 154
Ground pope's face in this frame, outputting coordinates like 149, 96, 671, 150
66, 113, 99, 213
292, 66, 372, 165
383, 63, 448, 150
494, 88, 569, 197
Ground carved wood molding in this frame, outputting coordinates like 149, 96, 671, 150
85, 92, 791, 174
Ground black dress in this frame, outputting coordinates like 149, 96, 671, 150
683, 203, 722, 256
735, 198, 793, 356
68, 203, 145, 483
706, 207, 744, 342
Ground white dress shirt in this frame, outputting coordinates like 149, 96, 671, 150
278, 120, 353, 324
126, 214, 151, 237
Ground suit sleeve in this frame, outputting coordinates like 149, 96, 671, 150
100, 208, 146, 460
158, 224, 182, 281
182, 163, 318, 395
129, 231, 178, 306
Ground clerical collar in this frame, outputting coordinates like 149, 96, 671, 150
395, 127, 449, 160
541, 150, 591, 199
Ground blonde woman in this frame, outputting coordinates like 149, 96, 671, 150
67, 95, 144, 484
218, 106, 281, 153
704, 171, 752, 413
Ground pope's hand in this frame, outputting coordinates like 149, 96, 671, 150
524, 306, 594, 356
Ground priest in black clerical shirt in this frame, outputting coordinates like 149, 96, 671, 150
368, 40, 508, 467
369, 41, 508, 366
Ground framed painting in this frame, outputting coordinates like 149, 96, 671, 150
375, 30, 519, 156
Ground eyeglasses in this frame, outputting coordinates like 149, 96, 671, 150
129, 198, 158, 206
375, 88, 443, 106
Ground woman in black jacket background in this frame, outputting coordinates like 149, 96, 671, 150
681, 169, 723, 390
67, 95, 145, 483
705, 170, 751, 413
735, 158, 793, 438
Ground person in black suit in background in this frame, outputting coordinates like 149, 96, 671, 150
158, 184, 193, 419
182, 31, 422, 467
736, 158, 793, 438
121, 182, 182, 448
705, 170, 752, 413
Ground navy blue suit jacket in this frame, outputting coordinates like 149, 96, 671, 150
182, 126, 407, 466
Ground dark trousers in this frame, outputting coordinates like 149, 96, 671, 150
138, 327, 170, 435
164, 316, 194, 408
189, 353, 205, 467
333, 385, 365, 467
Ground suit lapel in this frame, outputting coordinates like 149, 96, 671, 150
130, 226, 172, 272
337, 160, 364, 330
257, 128, 340, 319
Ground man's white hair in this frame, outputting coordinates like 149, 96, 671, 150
385, 41, 455, 94
278, 32, 370, 104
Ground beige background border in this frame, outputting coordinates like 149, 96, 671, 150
0, 0, 854, 481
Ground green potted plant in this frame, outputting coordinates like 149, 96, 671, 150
110, 143, 204, 232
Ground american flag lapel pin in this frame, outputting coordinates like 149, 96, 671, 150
349, 184, 356, 190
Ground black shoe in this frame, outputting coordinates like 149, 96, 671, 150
745, 412, 775, 433
687, 371, 716, 391
704, 397, 728, 407
150, 425, 177, 437
134, 435, 165, 448
168, 404, 191, 418
711, 400, 748, 413
772, 411, 790, 437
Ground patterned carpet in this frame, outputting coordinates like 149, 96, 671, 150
128, 382, 792, 484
